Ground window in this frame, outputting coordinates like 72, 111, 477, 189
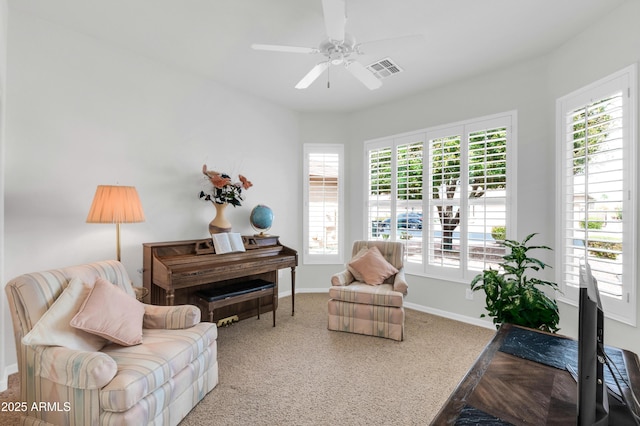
303, 144, 344, 264
366, 112, 515, 281
367, 136, 424, 264
556, 65, 637, 325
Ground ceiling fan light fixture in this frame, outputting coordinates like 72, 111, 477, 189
330, 54, 345, 65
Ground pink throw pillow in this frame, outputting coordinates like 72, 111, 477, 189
348, 246, 399, 285
71, 277, 145, 346
346, 247, 369, 282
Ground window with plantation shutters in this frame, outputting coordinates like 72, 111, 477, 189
365, 111, 515, 280
556, 65, 637, 325
466, 126, 508, 272
396, 139, 424, 264
368, 144, 393, 242
303, 144, 344, 264
428, 133, 462, 270
426, 118, 511, 279
367, 137, 424, 266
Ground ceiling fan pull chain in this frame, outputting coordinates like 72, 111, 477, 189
327, 66, 331, 89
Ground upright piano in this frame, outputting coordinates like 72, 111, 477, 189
142, 236, 298, 323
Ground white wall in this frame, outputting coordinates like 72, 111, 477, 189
0, 0, 8, 391
3, 10, 301, 374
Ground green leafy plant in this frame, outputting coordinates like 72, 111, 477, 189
470, 233, 560, 333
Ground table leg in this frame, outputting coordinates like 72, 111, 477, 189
291, 266, 296, 316
273, 290, 277, 327
165, 289, 175, 306
257, 295, 261, 319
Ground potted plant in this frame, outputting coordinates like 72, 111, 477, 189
470, 233, 560, 333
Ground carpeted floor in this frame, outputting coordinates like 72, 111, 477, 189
0, 293, 495, 426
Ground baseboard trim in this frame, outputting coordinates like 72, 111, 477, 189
0, 363, 18, 392
283, 288, 495, 330
403, 301, 495, 330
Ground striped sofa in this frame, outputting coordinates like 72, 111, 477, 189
5, 260, 218, 425
328, 241, 408, 341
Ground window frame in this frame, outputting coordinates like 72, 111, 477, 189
555, 64, 637, 325
364, 111, 517, 282
303, 143, 345, 265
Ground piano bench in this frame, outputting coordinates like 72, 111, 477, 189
194, 279, 277, 327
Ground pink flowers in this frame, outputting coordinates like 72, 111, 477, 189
200, 164, 251, 207
210, 174, 231, 189
239, 174, 252, 190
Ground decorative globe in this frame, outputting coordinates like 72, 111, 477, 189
250, 204, 274, 235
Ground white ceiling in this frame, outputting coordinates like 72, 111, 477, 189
9, 0, 627, 112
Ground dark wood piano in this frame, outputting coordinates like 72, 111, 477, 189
142, 236, 297, 324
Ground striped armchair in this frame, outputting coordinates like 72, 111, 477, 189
328, 241, 408, 341
5, 260, 218, 425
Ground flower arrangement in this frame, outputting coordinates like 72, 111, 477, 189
199, 164, 252, 207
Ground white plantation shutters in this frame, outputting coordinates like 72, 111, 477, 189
366, 138, 424, 266
368, 144, 392, 241
396, 138, 424, 265
466, 125, 508, 272
426, 118, 511, 279
557, 65, 637, 324
428, 134, 462, 270
303, 144, 344, 264
564, 95, 624, 292
365, 111, 515, 280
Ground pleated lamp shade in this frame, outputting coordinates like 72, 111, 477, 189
86, 185, 145, 261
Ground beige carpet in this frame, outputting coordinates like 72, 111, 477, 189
0, 293, 495, 426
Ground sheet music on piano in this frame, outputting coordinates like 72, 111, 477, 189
211, 233, 246, 254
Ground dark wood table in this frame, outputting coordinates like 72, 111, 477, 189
431, 323, 640, 425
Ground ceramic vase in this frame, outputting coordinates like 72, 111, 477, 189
209, 202, 232, 234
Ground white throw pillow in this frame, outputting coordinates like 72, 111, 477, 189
22, 277, 108, 351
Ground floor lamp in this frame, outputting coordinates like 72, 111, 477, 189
86, 185, 146, 262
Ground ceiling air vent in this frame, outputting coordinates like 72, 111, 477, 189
367, 58, 403, 79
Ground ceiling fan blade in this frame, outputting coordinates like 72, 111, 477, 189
295, 62, 330, 89
251, 44, 317, 54
321, 0, 346, 42
345, 61, 382, 90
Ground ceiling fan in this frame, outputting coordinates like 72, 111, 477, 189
251, 0, 384, 90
